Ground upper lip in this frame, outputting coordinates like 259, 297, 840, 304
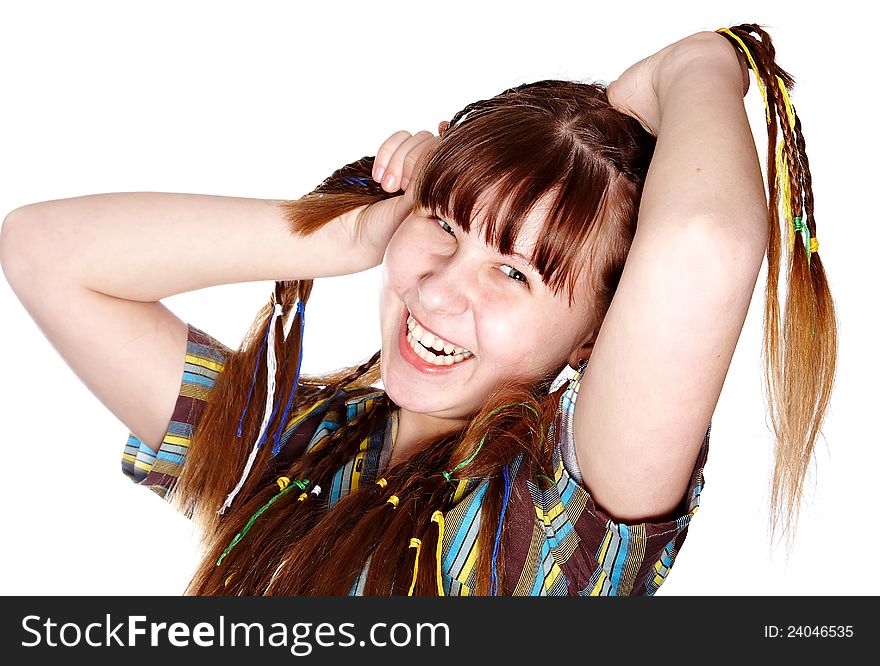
406, 308, 471, 353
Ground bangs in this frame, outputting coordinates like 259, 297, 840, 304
412, 106, 623, 305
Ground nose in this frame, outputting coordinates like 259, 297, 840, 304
418, 257, 470, 317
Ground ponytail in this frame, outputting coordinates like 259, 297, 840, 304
716, 24, 838, 545
169, 153, 392, 526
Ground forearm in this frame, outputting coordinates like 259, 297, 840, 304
638, 44, 768, 247
0, 193, 372, 302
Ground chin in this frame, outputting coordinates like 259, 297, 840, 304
380, 366, 432, 412
380, 364, 469, 417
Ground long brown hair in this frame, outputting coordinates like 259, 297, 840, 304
715, 25, 837, 544
171, 24, 836, 595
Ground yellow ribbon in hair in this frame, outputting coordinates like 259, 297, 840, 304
717, 27, 818, 261
716, 28, 770, 124
376, 477, 388, 489
717, 28, 792, 247
775, 75, 798, 255
386, 495, 399, 508
277, 476, 290, 491
297, 492, 308, 502
776, 82, 818, 260
407, 538, 422, 596
430, 511, 446, 596
776, 139, 795, 254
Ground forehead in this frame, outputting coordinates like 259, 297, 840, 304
461, 187, 549, 251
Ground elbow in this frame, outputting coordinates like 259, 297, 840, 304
678, 212, 767, 277
0, 205, 58, 291
0, 207, 31, 286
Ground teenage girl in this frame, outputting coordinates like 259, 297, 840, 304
0, 25, 835, 595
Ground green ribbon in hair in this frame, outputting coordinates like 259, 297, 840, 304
216, 478, 309, 566
441, 402, 539, 482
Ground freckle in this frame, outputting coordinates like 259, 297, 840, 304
695, 167, 702, 173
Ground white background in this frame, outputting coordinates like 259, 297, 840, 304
1, 1, 875, 596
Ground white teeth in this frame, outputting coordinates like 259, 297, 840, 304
406, 312, 472, 358
406, 331, 473, 367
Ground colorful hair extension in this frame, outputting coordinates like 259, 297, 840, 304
715, 27, 819, 266
437, 402, 538, 594
222, 291, 307, 514
235, 304, 275, 438
430, 510, 446, 596
406, 538, 422, 596
297, 485, 321, 503
221, 298, 287, 514
216, 478, 309, 566
271, 299, 306, 456
716, 25, 821, 342
342, 177, 372, 187
489, 463, 512, 596
440, 402, 539, 482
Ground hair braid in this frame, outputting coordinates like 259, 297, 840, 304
717, 24, 838, 544
194, 395, 394, 595
791, 113, 815, 239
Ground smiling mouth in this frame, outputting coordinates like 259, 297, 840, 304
404, 312, 473, 367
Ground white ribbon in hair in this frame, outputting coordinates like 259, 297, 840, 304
219, 302, 285, 515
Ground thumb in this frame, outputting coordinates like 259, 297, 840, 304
398, 182, 416, 220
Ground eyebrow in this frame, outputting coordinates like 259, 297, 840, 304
430, 208, 539, 273
503, 250, 538, 272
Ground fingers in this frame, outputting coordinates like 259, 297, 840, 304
372, 130, 437, 193
372, 130, 409, 185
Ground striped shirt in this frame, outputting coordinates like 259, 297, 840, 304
122, 324, 710, 596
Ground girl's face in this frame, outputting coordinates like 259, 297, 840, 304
378, 201, 596, 425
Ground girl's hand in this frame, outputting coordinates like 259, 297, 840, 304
606, 30, 750, 136
371, 128, 439, 195
355, 128, 440, 256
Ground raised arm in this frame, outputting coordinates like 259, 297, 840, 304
571, 32, 768, 522
0, 193, 369, 453
0, 132, 436, 455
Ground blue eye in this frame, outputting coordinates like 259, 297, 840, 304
437, 218, 455, 236
500, 264, 529, 286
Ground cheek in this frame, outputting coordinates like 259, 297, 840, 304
478, 306, 574, 366
477, 304, 539, 358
